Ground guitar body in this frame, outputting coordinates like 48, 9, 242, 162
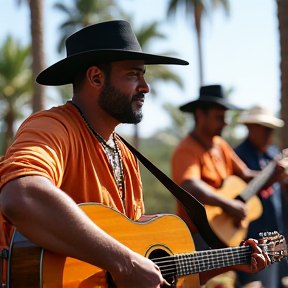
205, 175, 263, 247
7, 203, 199, 288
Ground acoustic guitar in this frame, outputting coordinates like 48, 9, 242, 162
5, 203, 287, 288
205, 155, 288, 247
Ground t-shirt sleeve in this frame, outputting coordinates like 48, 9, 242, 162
172, 146, 201, 185
0, 116, 69, 190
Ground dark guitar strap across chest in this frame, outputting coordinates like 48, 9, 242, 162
119, 135, 226, 249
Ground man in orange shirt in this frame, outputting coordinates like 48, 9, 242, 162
172, 85, 284, 251
0, 23, 270, 288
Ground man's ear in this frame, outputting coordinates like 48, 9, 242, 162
86, 66, 104, 87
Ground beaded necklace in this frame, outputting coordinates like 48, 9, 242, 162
71, 101, 125, 202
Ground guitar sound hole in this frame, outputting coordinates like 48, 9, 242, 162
149, 249, 177, 287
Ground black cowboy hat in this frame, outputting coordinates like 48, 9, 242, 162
179, 85, 241, 112
36, 20, 189, 86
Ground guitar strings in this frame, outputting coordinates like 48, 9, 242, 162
152, 246, 282, 278
157, 253, 252, 277
159, 253, 251, 277
152, 247, 279, 264
153, 247, 252, 277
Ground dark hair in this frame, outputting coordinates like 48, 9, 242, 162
72, 63, 112, 93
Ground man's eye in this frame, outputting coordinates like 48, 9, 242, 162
129, 73, 138, 77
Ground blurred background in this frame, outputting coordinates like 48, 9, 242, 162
1, 0, 288, 215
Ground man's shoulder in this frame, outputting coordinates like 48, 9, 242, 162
213, 136, 231, 148
234, 139, 247, 153
172, 135, 200, 157
175, 134, 199, 150
16, 102, 77, 139
33, 102, 72, 118
234, 138, 260, 164
22, 102, 74, 126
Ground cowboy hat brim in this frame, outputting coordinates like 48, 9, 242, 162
179, 96, 241, 112
238, 115, 284, 129
36, 50, 189, 86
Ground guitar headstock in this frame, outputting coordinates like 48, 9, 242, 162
258, 231, 287, 262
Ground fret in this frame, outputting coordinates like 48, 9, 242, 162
174, 246, 251, 277
215, 248, 220, 269
174, 253, 195, 276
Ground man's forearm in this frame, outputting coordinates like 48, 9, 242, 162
0, 175, 132, 275
181, 178, 231, 208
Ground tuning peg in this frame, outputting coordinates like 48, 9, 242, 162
259, 232, 263, 238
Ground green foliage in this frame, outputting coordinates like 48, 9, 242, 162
167, 0, 230, 20
132, 20, 184, 96
0, 132, 6, 157
54, 0, 125, 53
0, 36, 32, 154
55, 85, 73, 104
163, 103, 194, 140
138, 136, 177, 214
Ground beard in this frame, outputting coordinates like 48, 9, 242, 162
98, 81, 144, 124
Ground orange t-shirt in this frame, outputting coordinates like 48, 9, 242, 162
0, 102, 144, 247
171, 134, 247, 231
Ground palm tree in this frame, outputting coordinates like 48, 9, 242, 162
0, 36, 32, 154
17, 0, 46, 113
167, 0, 230, 86
132, 21, 184, 148
29, 0, 46, 112
54, 0, 123, 54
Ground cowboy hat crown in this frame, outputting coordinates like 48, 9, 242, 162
36, 20, 189, 86
238, 105, 284, 129
179, 84, 241, 112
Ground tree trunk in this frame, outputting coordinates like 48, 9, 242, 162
278, 0, 288, 150
29, 0, 46, 113
194, 3, 204, 87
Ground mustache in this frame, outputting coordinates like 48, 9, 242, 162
132, 93, 145, 101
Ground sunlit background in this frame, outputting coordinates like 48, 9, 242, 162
0, 0, 281, 139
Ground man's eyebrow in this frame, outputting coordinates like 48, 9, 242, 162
132, 66, 146, 74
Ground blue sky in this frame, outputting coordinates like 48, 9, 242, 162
0, 0, 280, 138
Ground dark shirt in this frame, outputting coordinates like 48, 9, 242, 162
234, 138, 283, 239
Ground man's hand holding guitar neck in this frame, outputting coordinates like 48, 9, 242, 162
199, 238, 271, 285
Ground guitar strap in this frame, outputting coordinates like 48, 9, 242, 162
119, 135, 227, 249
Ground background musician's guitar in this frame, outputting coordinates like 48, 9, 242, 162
205, 154, 288, 246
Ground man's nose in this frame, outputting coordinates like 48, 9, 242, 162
138, 79, 150, 94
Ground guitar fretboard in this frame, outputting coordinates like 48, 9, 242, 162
240, 160, 277, 202
154, 245, 251, 279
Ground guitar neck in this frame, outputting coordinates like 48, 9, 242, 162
240, 160, 277, 202
155, 245, 251, 278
